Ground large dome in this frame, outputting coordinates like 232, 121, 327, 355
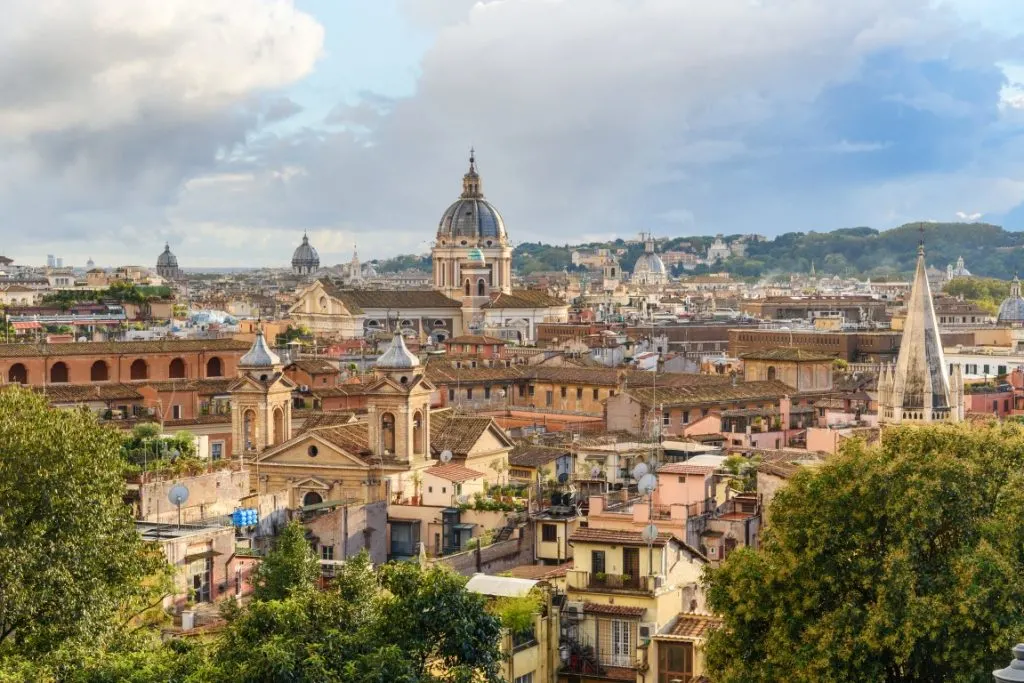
292, 233, 320, 269
436, 150, 507, 243
634, 252, 666, 276
157, 243, 178, 268
999, 276, 1024, 323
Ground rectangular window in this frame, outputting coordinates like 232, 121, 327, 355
576, 387, 583, 400
658, 642, 694, 683
593, 388, 599, 400
999, 365, 1008, 376
449, 388, 455, 401
591, 550, 606, 575
514, 674, 534, 683
1005, 399, 1010, 412
662, 412, 670, 426
993, 400, 998, 411
519, 385, 526, 397
484, 386, 491, 399
560, 387, 567, 399
320, 545, 334, 561
466, 388, 473, 400
546, 391, 553, 407
211, 442, 224, 461
172, 405, 182, 420
529, 385, 535, 397
984, 364, 991, 375
542, 524, 557, 542
681, 410, 689, 424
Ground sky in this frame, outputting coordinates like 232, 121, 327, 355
3, 0, 1024, 268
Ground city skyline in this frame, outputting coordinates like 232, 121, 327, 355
3, 0, 1024, 267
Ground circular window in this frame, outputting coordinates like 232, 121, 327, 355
486, 240, 493, 246
400, 376, 409, 384
308, 445, 319, 457
461, 240, 468, 246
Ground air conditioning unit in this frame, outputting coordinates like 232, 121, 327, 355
638, 622, 656, 643
564, 601, 584, 620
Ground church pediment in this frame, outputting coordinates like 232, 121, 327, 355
289, 280, 357, 317
258, 428, 371, 471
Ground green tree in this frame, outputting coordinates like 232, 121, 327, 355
703, 422, 1024, 683
0, 389, 166, 661
251, 520, 321, 601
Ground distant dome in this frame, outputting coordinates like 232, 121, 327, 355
376, 330, 420, 370
998, 275, 1024, 323
634, 252, 666, 276
157, 244, 178, 268
436, 151, 507, 244
292, 233, 320, 275
240, 327, 281, 368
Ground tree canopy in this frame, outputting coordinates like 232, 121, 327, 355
0, 389, 166, 663
703, 422, 1024, 683
250, 520, 322, 601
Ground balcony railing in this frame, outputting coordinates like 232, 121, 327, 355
568, 569, 657, 594
589, 573, 642, 591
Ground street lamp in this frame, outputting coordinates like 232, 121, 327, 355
994, 644, 1024, 682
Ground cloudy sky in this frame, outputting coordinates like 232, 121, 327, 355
3, 0, 1024, 268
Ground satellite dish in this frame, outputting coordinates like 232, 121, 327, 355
456, 494, 470, 505
637, 473, 658, 495
440, 450, 453, 464
631, 463, 649, 480
557, 472, 569, 484
641, 523, 659, 544
168, 484, 190, 507
590, 465, 603, 478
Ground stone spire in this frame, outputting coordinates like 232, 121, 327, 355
878, 242, 962, 424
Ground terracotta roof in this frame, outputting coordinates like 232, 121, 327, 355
656, 462, 719, 476
509, 445, 569, 468
163, 414, 232, 427
424, 361, 524, 384
310, 385, 367, 398
0, 338, 250, 358
583, 602, 647, 618
287, 359, 339, 375
507, 561, 573, 580
659, 614, 722, 640
624, 380, 795, 409
430, 410, 499, 456
301, 411, 359, 431
740, 348, 835, 362
569, 527, 674, 547
446, 335, 508, 345
317, 281, 462, 311
142, 378, 236, 394
482, 290, 568, 309
312, 424, 370, 455
528, 366, 621, 386
34, 383, 143, 403
425, 462, 486, 482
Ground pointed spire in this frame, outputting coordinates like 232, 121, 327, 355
239, 322, 281, 369
461, 147, 482, 198
376, 328, 420, 370
1012, 272, 1021, 299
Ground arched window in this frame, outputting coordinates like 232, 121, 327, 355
50, 362, 69, 384
90, 360, 109, 382
303, 491, 323, 507
169, 358, 186, 379
464, 280, 471, 296
413, 411, 424, 455
130, 359, 148, 380
273, 407, 285, 446
243, 409, 256, 451
766, 366, 777, 381
477, 279, 486, 296
206, 357, 223, 377
8, 363, 27, 384
381, 412, 396, 454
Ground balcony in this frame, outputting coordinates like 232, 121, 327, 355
567, 569, 658, 595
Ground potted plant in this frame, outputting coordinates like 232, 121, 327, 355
595, 571, 607, 583
621, 574, 632, 586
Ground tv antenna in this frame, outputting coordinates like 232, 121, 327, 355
168, 483, 190, 529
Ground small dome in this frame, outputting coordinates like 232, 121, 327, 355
999, 276, 1024, 323
291, 233, 320, 269
157, 244, 178, 268
376, 330, 420, 370
240, 328, 281, 368
634, 252, 666, 275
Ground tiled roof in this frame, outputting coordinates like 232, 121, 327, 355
482, 290, 568, 309
425, 462, 486, 482
740, 348, 835, 362
142, 378, 236, 394
660, 614, 722, 640
0, 338, 251, 358
583, 602, 647, 618
529, 366, 621, 386
624, 380, 794, 409
312, 424, 370, 455
34, 383, 143, 403
301, 411, 359, 432
321, 281, 462, 311
446, 335, 508, 345
509, 445, 569, 468
288, 359, 339, 375
310, 385, 367, 398
424, 361, 524, 384
430, 410, 498, 456
569, 527, 673, 547
656, 462, 720, 476
163, 414, 232, 427
507, 561, 573, 580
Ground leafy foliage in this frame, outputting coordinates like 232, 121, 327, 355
251, 520, 321, 601
703, 422, 1024, 683
0, 389, 167, 661
41, 281, 172, 310
943, 277, 1011, 315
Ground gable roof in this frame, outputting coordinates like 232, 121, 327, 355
509, 445, 570, 468
425, 462, 486, 482
482, 290, 568, 309
34, 383, 144, 403
740, 348, 835, 362
314, 279, 462, 311
287, 359, 340, 375
658, 614, 723, 640
623, 379, 795, 409
430, 410, 513, 456
300, 411, 359, 431
0, 338, 250, 358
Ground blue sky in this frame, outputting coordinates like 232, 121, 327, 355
2, 0, 1024, 267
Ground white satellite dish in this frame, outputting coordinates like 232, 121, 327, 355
168, 483, 190, 506
456, 494, 470, 505
440, 449, 453, 463
637, 473, 658, 495
631, 463, 649, 480
641, 523, 659, 544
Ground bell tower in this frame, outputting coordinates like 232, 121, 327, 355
365, 330, 434, 464
229, 326, 296, 458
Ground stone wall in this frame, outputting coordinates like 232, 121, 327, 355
140, 469, 250, 523
435, 521, 535, 577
